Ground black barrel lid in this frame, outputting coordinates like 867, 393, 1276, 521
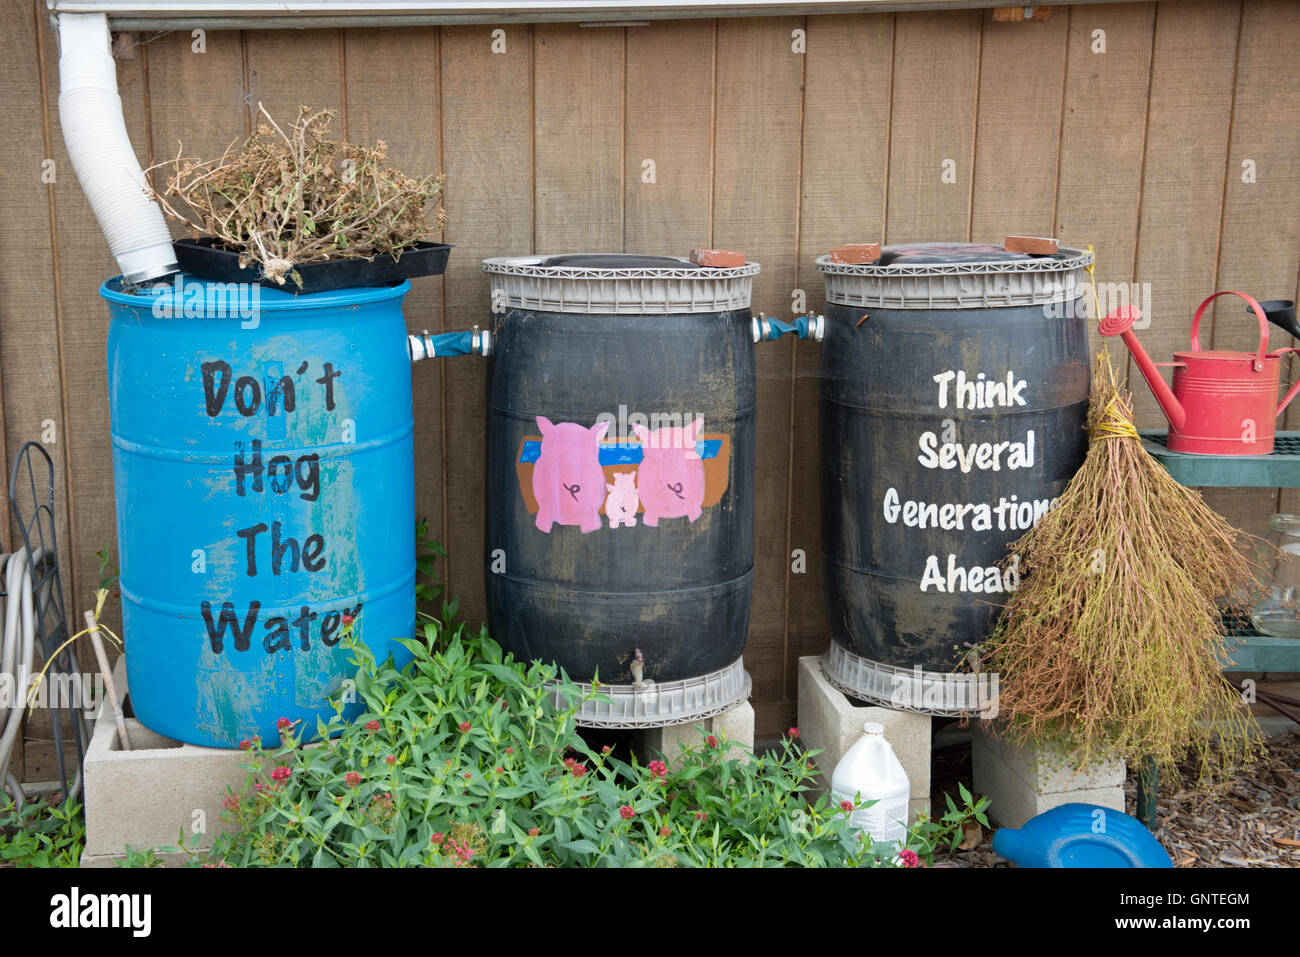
880, 242, 1033, 265
541, 253, 691, 269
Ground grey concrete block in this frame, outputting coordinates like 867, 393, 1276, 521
636, 699, 755, 770
971, 721, 1126, 830
796, 656, 930, 822
82, 659, 251, 864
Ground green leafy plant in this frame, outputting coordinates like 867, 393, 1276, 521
0, 797, 84, 867
900, 783, 990, 865
184, 615, 984, 869
414, 517, 450, 621
110, 525, 984, 868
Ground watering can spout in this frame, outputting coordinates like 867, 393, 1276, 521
1098, 306, 1186, 432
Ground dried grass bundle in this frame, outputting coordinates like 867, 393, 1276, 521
147, 104, 445, 287
981, 350, 1265, 786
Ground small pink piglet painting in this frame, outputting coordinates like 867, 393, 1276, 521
604, 471, 640, 529
633, 418, 706, 527
532, 417, 609, 533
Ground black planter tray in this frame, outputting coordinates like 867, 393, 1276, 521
172, 236, 452, 294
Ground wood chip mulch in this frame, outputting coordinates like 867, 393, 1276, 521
931, 730, 1299, 868
1132, 730, 1300, 868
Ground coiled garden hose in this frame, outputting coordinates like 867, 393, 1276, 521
0, 549, 90, 808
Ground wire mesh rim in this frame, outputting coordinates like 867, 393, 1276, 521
547, 658, 752, 729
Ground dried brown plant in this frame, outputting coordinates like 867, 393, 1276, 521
980, 350, 1266, 787
147, 104, 445, 287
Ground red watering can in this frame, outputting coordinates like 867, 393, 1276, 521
1100, 291, 1300, 455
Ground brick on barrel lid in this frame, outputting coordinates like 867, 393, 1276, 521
828, 243, 882, 264
1004, 235, 1059, 256
690, 248, 747, 268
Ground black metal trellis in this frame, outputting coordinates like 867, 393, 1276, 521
7, 441, 87, 803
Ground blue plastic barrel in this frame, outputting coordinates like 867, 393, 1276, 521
100, 275, 416, 747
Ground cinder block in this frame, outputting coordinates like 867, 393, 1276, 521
82, 659, 251, 865
636, 699, 754, 769
971, 721, 1126, 830
796, 656, 930, 823
689, 248, 746, 268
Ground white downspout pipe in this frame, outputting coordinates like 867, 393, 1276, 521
57, 12, 177, 283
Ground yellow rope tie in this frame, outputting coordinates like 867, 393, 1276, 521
1090, 395, 1140, 440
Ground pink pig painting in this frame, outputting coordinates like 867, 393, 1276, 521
633, 418, 706, 527
532, 417, 609, 533
604, 471, 640, 529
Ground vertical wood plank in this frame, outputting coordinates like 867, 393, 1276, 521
969, 9, 1069, 240
0, 0, 72, 781
790, 13, 895, 709
533, 24, 623, 252
623, 20, 713, 255
344, 27, 446, 581
440, 23, 532, 626
145, 29, 245, 178
1128, 0, 1240, 430
884, 10, 982, 242
1053, 2, 1157, 360
1210, 0, 1300, 534
0, 5, 64, 564
242, 30, 343, 131
712, 16, 804, 736
1125, 1, 1244, 529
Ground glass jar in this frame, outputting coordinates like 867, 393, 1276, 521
1251, 514, 1300, 638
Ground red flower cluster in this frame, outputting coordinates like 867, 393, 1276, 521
619, 805, 635, 820
706, 735, 719, 749
601, 745, 612, 755
344, 771, 361, 786
788, 727, 800, 739
528, 827, 539, 838
276, 717, 291, 730
239, 739, 251, 750
658, 825, 671, 838
839, 799, 854, 812
647, 760, 667, 781
899, 848, 921, 868
505, 747, 515, 755
571, 763, 588, 778
458, 721, 472, 733
430, 832, 445, 845
695, 811, 707, 821
271, 765, 292, 782
385, 755, 397, 765
365, 720, 380, 733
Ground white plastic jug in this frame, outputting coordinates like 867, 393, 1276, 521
830, 721, 911, 847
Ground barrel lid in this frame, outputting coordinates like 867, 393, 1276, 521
99, 273, 411, 313
483, 253, 760, 315
816, 242, 1092, 310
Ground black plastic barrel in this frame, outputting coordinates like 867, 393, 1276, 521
482, 254, 760, 726
815, 243, 1092, 714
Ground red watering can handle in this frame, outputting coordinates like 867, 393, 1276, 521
1267, 347, 1300, 418
1190, 290, 1269, 371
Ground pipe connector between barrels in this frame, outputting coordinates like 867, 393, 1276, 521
752, 313, 825, 343
409, 327, 493, 362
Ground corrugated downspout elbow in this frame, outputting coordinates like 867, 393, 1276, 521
57, 12, 177, 283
